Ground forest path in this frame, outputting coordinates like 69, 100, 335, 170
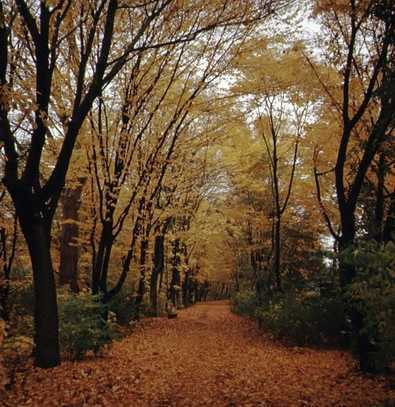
5, 301, 394, 406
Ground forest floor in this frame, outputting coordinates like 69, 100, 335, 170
3, 301, 395, 406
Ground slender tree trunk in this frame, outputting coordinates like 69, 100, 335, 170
234, 266, 240, 292
182, 271, 190, 307
134, 237, 148, 319
266, 217, 275, 292
92, 222, 114, 295
202, 280, 209, 301
251, 248, 264, 302
373, 153, 385, 243
150, 233, 164, 316
59, 181, 85, 292
272, 216, 281, 291
383, 190, 395, 244
169, 239, 180, 307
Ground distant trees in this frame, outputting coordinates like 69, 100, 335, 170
227, 34, 321, 296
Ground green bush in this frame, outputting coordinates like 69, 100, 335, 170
344, 241, 395, 371
254, 292, 344, 346
7, 269, 34, 319
58, 291, 113, 360
4, 269, 34, 341
107, 288, 136, 325
231, 289, 258, 316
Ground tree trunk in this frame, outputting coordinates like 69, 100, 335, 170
20, 217, 60, 368
383, 190, 395, 243
134, 237, 148, 319
150, 233, 164, 316
373, 153, 385, 243
59, 182, 85, 292
338, 211, 356, 286
339, 209, 378, 371
272, 216, 281, 291
169, 239, 180, 307
92, 222, 114, 295
202, 280, 209, 301
182, 271, 191, 307
4, 181, 61, 368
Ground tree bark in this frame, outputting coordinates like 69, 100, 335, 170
134, 237, 148, 319
59, 181, 85, 292
169, 238, 180, 307
373, 153, 386, 243
92, 222, 114, 295
182, 271, 191, 307
383, 190, 395, 243
18, 210, 60, 368
338, 209, 379, 371
272, 216, 281, 291
150, 233, 164, 316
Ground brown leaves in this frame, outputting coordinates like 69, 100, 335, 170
3, 302, 394, 406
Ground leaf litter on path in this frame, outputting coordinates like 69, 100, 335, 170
2, 301, 394, 406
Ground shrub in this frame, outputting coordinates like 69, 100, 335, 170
231, 289, 258, 316
6, 269, 34, 324
1, 326, 34, 390
58, 291, 112, 360
344, 241, 395, 371
254, 292, 344, 346
107, 288, 136, 325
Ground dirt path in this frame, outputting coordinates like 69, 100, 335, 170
4, 301, 394, 406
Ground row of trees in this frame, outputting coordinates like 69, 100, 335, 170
0, 0, 289, 368
214, 0, 394, 372
0, 0, 393, 373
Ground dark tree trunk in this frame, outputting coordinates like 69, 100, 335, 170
338, 211, 356, 286
150, 233, 164, 316
338, 209, 378, 371
202, 280, 209, 301
194, 282, 200, 302
251, 249, 265, 302
182, 271, 191, 307
383, 190, 395, 243
19, 212, 60, 368
92, 222, 114, 295
373, 153, 386, 243
3, 180, 60, 368
169, 239, 180, 307
272, 217, 281, 291
233, 262, 240, 292
0, 0, 125, 370
59, 181, 85, 292
255, 277, 266, 304
134, 237, 148, 319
